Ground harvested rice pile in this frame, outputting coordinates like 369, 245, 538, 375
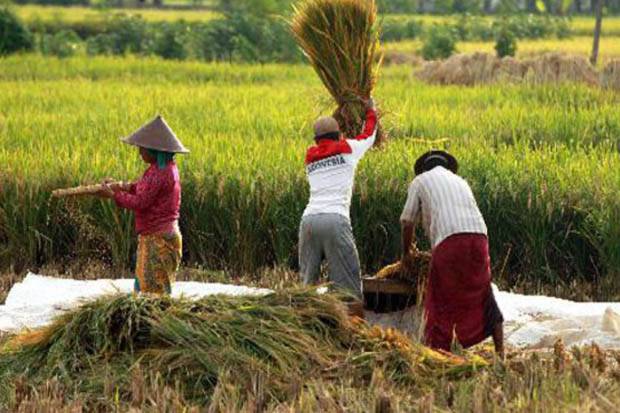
601, 60, 620, 90
291, 0, 385, 145
375, 246, 431, 306
376, 245, 431, 284
417, 52, 600, 87
0, 290, 486, 408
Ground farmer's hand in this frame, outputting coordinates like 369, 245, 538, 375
97, 182, 115, 199
401, 249, 415, 272
118, 181, 133, 192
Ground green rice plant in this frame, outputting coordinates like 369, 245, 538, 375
291, 0, 384, 143
0, 56, 618, 294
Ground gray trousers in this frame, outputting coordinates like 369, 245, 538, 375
298, 213, 362, 299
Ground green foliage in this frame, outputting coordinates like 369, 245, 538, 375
495, 26, 517, 57
39, 29, 80, 57
70, 13, 302, 62
13, 10, 578, 62
381, 16, 424, 41
217, 0, 294, 16
376, 0, 418, 13
0, 6, 33, 55
421, 25, 456, 60
151, 22, 187, 60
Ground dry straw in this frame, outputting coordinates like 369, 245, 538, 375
601, 59, 620, 90
291, 0, 385, 144
0, 290, 487, 406
417, 52, 600, 87
52, 182, 126, 197
376, 244, 431, 307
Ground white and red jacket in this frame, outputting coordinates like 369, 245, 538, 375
303, 109, 378, 219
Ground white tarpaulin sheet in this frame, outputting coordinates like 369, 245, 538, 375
0, 273, 271, 333
2, 274, 620, 349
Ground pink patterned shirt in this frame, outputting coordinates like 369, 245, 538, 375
114, 162, 181, 235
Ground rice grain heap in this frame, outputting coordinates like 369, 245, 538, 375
291, 0, 385, 145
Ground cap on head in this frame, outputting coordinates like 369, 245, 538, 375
121, 115, 190, 154
313, 116, 340, 140
414, 150, 458, 175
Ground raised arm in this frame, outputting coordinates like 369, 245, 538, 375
346, 99, 378, 159
352, 106, 378, 142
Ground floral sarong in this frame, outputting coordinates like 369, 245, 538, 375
134, 229, 182, 294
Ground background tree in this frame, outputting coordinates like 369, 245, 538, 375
590, 0, 604, 65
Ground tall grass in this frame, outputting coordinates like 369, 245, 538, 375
0, 55, 618, 294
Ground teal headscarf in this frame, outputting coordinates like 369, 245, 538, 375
147, 149, 175, 169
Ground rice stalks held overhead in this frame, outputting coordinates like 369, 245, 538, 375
0, 289, 486, 408
291, 0, 385, 145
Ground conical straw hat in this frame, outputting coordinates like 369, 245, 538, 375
121, 115, 189, 154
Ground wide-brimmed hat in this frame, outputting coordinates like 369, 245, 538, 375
313, 116, 340, 139
414, 150, 458, 175
121, 115, 189, 154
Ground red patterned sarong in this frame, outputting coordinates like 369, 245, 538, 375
424, 233, 503, 351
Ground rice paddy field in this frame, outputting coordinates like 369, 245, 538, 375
385, 35, 620, 64
0, 54, 619, 297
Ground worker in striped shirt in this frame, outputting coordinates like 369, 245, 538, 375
400, 150, 504, 356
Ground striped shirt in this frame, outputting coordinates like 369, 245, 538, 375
400, 166, 487, 248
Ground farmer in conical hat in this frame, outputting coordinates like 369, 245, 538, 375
98, 115, 189, 295
299, 98, 377, 317
400, 150, 504, 356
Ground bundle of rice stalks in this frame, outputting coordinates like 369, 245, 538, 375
52, 181, 126, 198
291, 0, 385, 145
601, 59, 620, 90
349, 318, 488, 381
376, 245, 431, 284
523, 53, 599, 86
0, 289, 487, 407
417, 52, 600, 87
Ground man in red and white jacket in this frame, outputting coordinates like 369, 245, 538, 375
299, 99, 377, 312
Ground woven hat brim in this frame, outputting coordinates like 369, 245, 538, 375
121, 115, 190, 154
121, 137, 190, 154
